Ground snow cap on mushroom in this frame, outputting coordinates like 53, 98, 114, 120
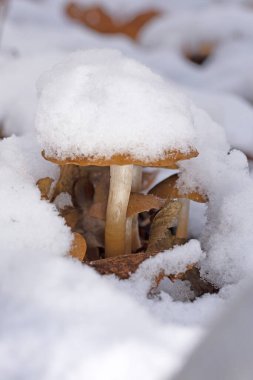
36, 49, 198, 164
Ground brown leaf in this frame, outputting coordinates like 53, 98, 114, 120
61, 207, 81, 230
88, 250, 159, 279
88, 193, 165, 220
73, 176, 94, 209
149, 173, 207, 203
51, 165, 81, 201
170, 266, 219, 297
148, 264, 219, 300
65, 3, 160, 40
69, 232, 87, 262
146, 200, 181, 253
36, 177, 54, 200
127, 193, 165, 217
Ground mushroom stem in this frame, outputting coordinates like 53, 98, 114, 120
125, 166, 142, 254
105, 164, 133, 258
176, 198, 190, 240
131, 166, 142, 252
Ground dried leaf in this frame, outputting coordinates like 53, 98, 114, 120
51, 165, 81, 201
148, 265, 219, 300
69, 232, 87, 262
149, 174, 208, 203
61, 207, 81, 230
127, 193, 165, 217
88, 250, 159, 279
88, 193, 165, 220
73, 176, 94, 209
65, 3, 159, 40
170, 266, 219, 297
147, 200, 181, 253
36, 177, 54, 200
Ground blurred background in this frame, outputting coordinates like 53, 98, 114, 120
1, 0, 253, 164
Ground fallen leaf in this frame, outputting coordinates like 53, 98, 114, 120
127, 193, 165, 217
88, 250, 159, 279
88, 193, 165, 220
73, 176, 94, 209
69, 232, 87, 262
65, 3, 160, 40
149, 173, 208, 203
170, 266, 219, 297
51, 164, 81, 201
146, 199, 181, 253
36, 177, 54, 200
61, 207, 81, 230
148, 265, 219, 300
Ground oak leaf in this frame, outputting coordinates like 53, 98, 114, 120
36, 177, 54, 200
69, 232, 87, 262
147, 200, 181, 253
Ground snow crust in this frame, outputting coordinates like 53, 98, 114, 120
36, 49, 196, 161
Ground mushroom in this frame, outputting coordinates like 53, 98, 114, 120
43, 151, 197, 257
149, 173, 207, 240
36, 49, 199, 258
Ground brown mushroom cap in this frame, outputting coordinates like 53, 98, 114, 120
42, 149, 198, 168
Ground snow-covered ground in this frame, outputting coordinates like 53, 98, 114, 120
1, 1, 253, 379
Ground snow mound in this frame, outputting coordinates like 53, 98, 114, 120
178, 106, 253, 286
36, 49, 197, 161
0, 135, 201, 380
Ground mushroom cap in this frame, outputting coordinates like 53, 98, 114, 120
36, 49, 198, 163
42, 149, 198, 169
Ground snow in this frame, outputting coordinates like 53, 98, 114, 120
188, 89, 253, 158
2, 0, 253, 379
0, 53, 65, 136
36, 49, 196, 161
0, 135, 204, 380
141, 5, 253, 51
176, 106, 253, 285
173, 278, 253, 380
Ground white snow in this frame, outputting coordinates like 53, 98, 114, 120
173, 278, 253, 380
36, 49, 197, 161
141, 5, 253, 51
188, 89, 253, 158
0, 135, 204, 380
2, 1, 253, 379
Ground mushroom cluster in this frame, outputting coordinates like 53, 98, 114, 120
36, 49, 205, 269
